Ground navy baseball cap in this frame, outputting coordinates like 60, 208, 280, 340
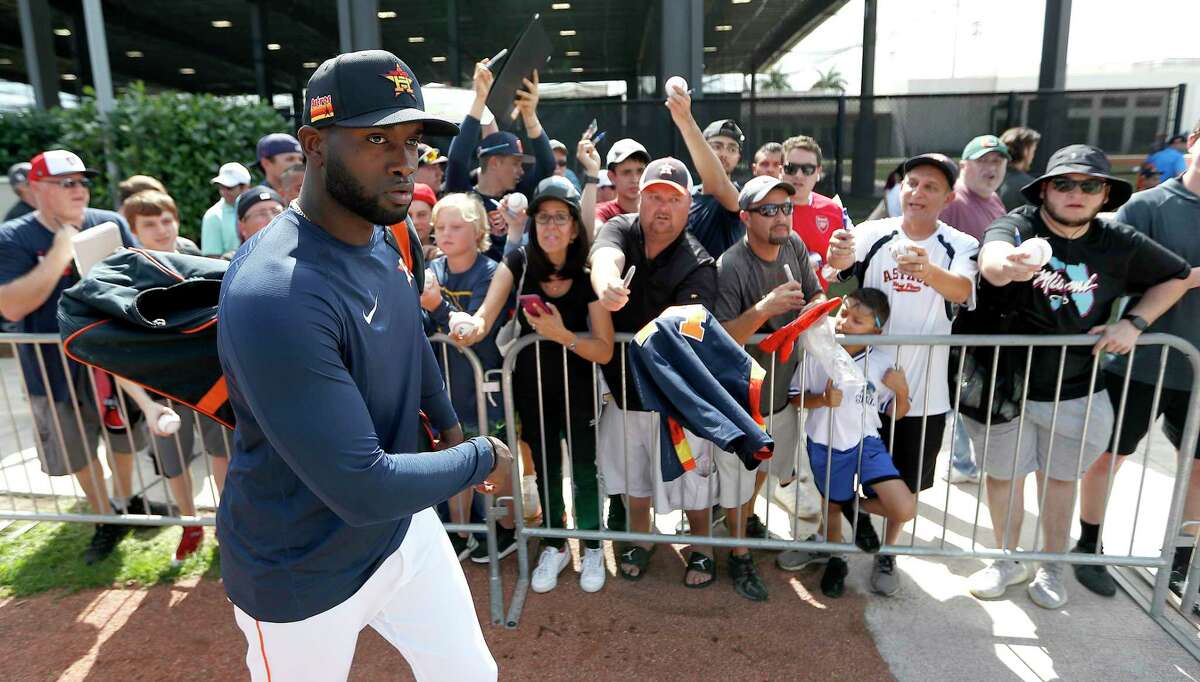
904, 153, 959, 189
302, 49, 459, 136
477, 132, 535, 164
639, 157, 693, 196
236, 186, 285, 221
255, 133, 302, 164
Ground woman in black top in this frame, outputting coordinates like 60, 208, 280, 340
465, 166, 615, 594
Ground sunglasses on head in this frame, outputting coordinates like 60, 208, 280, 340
1049, 177, 1106, 195
784, 162, 818, 176
38, 177, 92, 189
748, 201, 793, 217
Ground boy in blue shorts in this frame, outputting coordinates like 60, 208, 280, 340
790, 288, 917, 598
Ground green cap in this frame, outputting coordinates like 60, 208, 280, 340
962, 135, 1011, 161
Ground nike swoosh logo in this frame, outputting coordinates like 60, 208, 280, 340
363, 294, 379, 324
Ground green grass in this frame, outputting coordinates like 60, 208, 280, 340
0, 503, 219, 598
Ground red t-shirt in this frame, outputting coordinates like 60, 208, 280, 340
791, 192, 850, 289
596, 200, 630, 225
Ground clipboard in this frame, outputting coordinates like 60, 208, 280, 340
484, 14, 552, 126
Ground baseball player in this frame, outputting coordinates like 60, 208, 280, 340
217, 50, 511, 681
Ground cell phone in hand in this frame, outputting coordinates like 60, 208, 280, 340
519, 294, 550, 317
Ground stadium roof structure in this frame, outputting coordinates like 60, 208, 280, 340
0, 0, 847, 103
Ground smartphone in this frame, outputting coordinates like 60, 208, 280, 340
519, 294, 550, 317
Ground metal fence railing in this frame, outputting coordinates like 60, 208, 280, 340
495, 331, 1200, 659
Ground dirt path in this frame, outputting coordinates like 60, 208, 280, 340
0, 545, 892, 681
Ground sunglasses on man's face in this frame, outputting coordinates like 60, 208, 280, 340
39, 177, 92, 190
555, 159, 567, 167
784, 162, 818, 177
1049, 177, 1106, 195
748, 201, 793, 217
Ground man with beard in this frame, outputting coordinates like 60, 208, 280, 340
939, 135, 1011, 484
217, 50, 511, 680
967, 144, 1189, 610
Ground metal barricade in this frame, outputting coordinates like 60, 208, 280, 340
497, 331, 1200, 653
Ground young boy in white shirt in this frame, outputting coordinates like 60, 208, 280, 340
790, 288, 917, 598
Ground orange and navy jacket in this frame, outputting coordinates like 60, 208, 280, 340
628, 305, 774, 482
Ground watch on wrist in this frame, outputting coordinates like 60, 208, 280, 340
1122, 314, 1148, 332
583, 175, 599, 185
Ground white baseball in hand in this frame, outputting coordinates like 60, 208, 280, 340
449, 311, 480, 338
504, 193, 527, 214
890, 238, 917, 260
1017, 237, 1052, 268
157, 411, 181, 435
665, 76, 688, 95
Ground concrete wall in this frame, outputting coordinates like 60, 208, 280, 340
0, 179, 17, 215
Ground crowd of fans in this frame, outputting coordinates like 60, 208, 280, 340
2, 58, 1198, 614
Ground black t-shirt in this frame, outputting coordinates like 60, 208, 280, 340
591, 214, 718, 410
980, 204, 1189, 401
687, 183, 744, 259
505, 248, 598, 406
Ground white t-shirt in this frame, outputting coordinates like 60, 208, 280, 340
840, 217, 979, 416
791, 346, 897, 451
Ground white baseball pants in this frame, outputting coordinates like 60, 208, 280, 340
232, 507, 497, 681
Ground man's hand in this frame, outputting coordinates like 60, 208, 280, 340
472, 60, 495, 102
664, 84, 694, 127
598, 276, 630, 312
881, 367, 908, 395
826, 229, 855, 271
577, 136, 601, 175
513, 70, 540, 122
420, 271, 442, 312
896, 245, 932, 281
823, 379, 843, 408
754, 280, 807, 318
475, 436, 515, 496
999, 250, 1043, 283
1090, 320, 1140, 355
48, 221, 79, 270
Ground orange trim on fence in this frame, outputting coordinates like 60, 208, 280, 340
196, 377, 228, 416
255, 620, 273, 682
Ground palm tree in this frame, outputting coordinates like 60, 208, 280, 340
759, 69, 791, 94
811, 67, 847, 93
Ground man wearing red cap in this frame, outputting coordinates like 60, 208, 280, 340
0, 149, 154, 565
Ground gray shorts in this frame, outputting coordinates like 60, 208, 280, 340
147, 405, 231, 479
31, 395, 148, 477
964, 392, 1115, 482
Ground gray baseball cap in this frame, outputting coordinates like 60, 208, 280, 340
737, 175, 795, 209
7, 162, 31, 186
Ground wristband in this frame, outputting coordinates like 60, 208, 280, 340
583, 175, 599, 185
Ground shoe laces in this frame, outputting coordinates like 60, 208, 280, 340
878, 555, 895, 574
582, 548, 603, 570
1037, 562, 1064, 582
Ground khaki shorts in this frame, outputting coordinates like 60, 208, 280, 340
31, 395, 147, 477
147, 405, 231, 479
965, 392, 1114, 482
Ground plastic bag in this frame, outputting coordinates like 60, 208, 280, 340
800, 317, 866, 390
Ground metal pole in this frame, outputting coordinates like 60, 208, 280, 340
81, 0, 121, 210
250, 1, 271, 104
447, 0, 461, 87
16, 0, 59, 110
1174, 83, 1187, 136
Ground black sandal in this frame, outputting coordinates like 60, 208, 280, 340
683, 551, 716, 589
618, 545, 655, 581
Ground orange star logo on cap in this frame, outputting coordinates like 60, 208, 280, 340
383, 64, 415, 97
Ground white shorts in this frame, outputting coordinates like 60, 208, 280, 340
232, 508, 496, 682
712, 404, 807, 509
596, 403, 718, 512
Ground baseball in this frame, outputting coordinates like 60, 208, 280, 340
449, 311, 479, 338
890, 238, 918, 260
157, 411, 181, 435
504, 193, 527, 214
665, 76, 688, 95
1017, 237, 1052, 267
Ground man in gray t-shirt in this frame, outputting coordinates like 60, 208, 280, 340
713, 176, 824, 601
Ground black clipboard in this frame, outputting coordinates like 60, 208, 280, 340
484, 14, 552, 127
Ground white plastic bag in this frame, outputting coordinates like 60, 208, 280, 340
800, 317, 866, 390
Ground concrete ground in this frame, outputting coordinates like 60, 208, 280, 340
3, 350, 1199, 679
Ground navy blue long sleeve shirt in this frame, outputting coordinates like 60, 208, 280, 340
216, 209, 495, 623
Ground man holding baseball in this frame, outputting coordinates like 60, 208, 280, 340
217, 50, 509, 680
967, 144, 1189, 610
825, 153, 979, 596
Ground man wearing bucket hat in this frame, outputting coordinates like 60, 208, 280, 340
968, 144, 1191, 610
217, 50, 509, 680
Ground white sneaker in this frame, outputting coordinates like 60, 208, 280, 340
944, 467, 980, 484
969, 559, 1031, 599
579, 547, 606, 593
1027, 562, 1069, 609
531, 546, 572, 593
